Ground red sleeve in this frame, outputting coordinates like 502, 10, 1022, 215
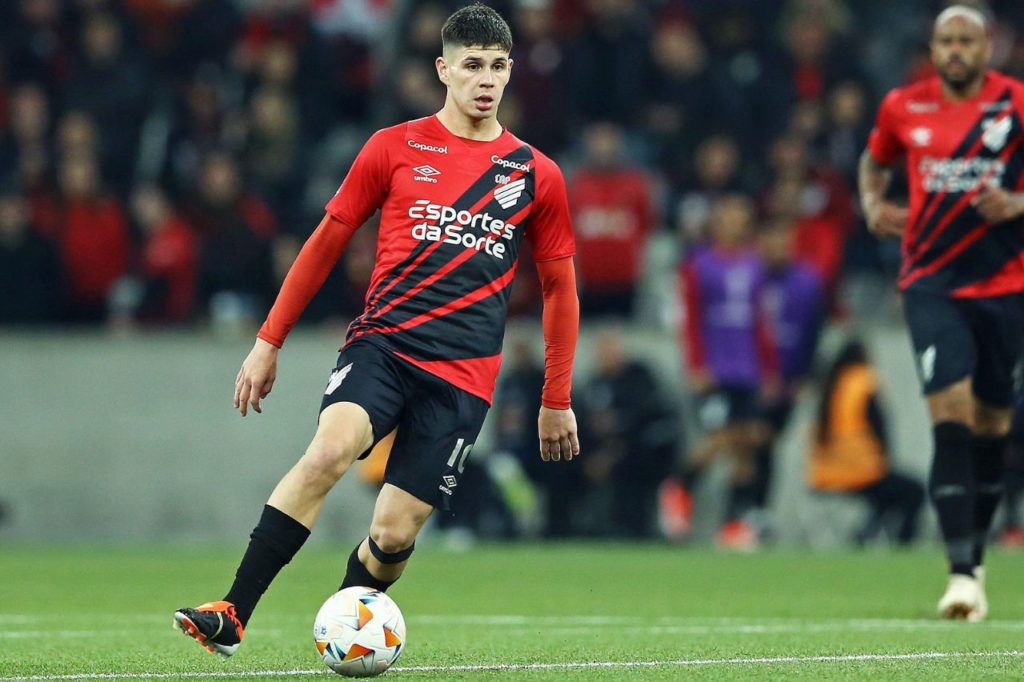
257, 214, 357, 347
867, 89, 905, 165
324, 129, 392, 229
537, 256, 578, 409
528, 155, 576, 262
679, 260, 707, 375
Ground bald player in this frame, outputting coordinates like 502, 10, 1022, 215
860, 5, 1024, 620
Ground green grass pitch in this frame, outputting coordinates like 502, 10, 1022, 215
2, 544, 1023, 680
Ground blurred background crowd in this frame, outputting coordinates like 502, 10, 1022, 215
4, 0, 1024, 548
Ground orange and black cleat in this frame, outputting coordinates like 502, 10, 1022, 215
173, 601, 245, 658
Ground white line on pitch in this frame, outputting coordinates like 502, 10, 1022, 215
1, 651, 1022, 680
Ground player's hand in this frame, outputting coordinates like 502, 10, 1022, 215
972, 186, 1024, 224
538, 406, 580, 462
865, 200, 908, 238
234, 338, 279, 416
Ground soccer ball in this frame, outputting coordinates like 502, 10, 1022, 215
313, 587, 406, 677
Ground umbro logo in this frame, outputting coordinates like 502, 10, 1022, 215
414, 165, 440, 183
494, 178, 526, 209
442, 475, 458, 488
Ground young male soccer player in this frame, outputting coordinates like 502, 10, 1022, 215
174, 3, 580, 656
859, 5, 1024, 620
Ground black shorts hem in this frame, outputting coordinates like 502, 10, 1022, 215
382, 473, 441, 510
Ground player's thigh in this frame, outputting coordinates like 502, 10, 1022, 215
317, 341, 409, 461
383, 374, 489, 513
968, 294, 1024, 413
902, 289, 976, 396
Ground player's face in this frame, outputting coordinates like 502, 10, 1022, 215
437, 45, 512, 122
931, 17, 991, 90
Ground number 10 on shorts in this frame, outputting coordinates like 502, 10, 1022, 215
446, 438, 474, 474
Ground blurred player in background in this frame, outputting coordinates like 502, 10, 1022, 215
860, 5, 1024, 620
173, 3, 580, 657
673, 194, 780, 549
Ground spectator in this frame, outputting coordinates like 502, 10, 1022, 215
39, 155, 131, 323
116, 183, 198, 324
808, 340, 924, 546
0, 83, 53, 202
162, 67, 246, 197
580, 327, 678, 537
63, 11, 151, 194
999, 394, 1024, 548
748, 218, 826, 537
673, 134, 747, 246
0, 182, 62, 323
675, 194, 779, 549
566, 0, 649, 127
188, 152, 275, 325
568, 121, 655, 318
763, 134, 854, 300
243, 86, 304, 226
644, 20, 719, 174
6, 0, 73, 87
509, 0, 569, 154
492, 339, 581, 538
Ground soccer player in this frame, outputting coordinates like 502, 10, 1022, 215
173, 4, 580, 656
859, 5, 1024, 620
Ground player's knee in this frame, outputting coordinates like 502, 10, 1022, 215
300, 437, 360, 486
369, 515, 426, 554
928, 388, 974, 426
974, 408, 1011, 437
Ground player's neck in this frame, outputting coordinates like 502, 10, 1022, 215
435, 106, 503, 142
941, 72, 987, 103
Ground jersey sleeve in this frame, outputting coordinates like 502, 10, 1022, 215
324, 129, 392, 228
527, 155, 576, 262
867, 90, 905, 165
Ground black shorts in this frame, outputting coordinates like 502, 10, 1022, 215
696, 385, 760, 432
902, 289, 1024, 407
320, 339, 489, 511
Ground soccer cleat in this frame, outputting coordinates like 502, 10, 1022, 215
715, 519, 760, 552
937, 574, 981, 620
998, 526, 1024, 549
969, 567, 988, 623
657, 478, 694, 541
173, 601, 245, 657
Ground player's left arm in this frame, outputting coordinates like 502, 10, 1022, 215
536, 256, 580, 463
529, 154, 581, 463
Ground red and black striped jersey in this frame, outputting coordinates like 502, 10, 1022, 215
868, 71, 1024, 297
325, 115, 575, 403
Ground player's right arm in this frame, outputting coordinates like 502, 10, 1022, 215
235, 128, 393, 416
859, 151, 908, 238
859, 90, 909, 239
234, 213, 359, 416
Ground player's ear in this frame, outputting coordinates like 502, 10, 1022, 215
436, 56, 450, 86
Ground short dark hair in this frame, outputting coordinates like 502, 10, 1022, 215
441, 3, 513, 54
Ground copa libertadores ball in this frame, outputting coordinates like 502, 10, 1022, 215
313, 587, 406, 677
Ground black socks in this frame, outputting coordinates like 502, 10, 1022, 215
225, 505, 310, 626
929, 422, 975, 576
972, 435, 1007, 567
339, 540, 396, 592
